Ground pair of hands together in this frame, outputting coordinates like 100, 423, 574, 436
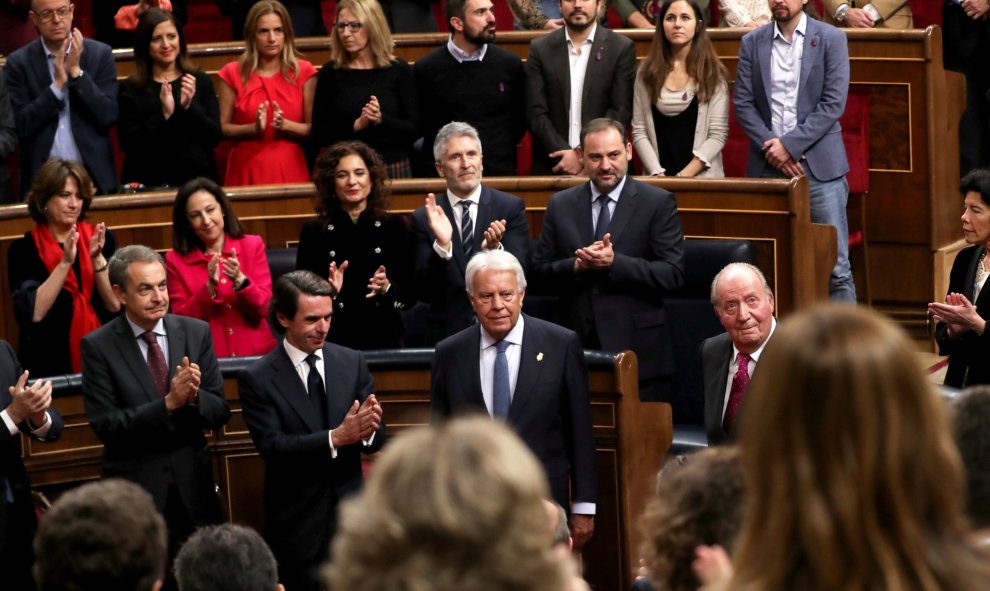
324, 261, 392, 299
929, 292, 987, 338
254, 100, 289, 135
159, 73, 198, 119
164, 356, 202, 412
763, 138, 804, 178
331, 394, 382, 447
423, 194, 509, 252
51, 28, 84, 89
207, 248, 246, 292
59, 222, 108, 268
6, 371, 52, 426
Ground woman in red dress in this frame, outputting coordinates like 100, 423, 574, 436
218, 1, 317, 186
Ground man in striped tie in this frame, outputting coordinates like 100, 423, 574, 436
411, 121, 530, 345
699, 262, 776, 445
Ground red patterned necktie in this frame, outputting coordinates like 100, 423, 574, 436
140, 331, 168, 398
722, 352, 751, 435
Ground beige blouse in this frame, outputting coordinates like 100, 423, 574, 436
718, 0, 771, 27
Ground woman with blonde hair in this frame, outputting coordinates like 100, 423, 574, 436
632, 0, 727, 177
311, 0, 418, 177
218, 0, 317, 185
697, 305, 990, 591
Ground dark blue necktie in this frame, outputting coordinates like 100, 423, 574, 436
459, 200, 475, 258
594, 194, 611, 242
305, 354, 330, 429
493, 340, 511, 420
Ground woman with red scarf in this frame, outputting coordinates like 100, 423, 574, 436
7, 159, 120, 377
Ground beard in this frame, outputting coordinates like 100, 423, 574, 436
464, 24, 496, 46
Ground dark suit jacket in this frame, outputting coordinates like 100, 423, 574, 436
0, 70, 16, 203
699, 332, 733, 445
431, 314, 596, 509
732, 17, 849, 181
81, 314, 229, 525
238, 342, 386, 561
0, 340, 63, 589
936, 244, 990, 388
410, 186, 529, 344
943, 0, 990, 72
5, 37, 119, 195
525, 26, 636, 175
533, 177, 684, 400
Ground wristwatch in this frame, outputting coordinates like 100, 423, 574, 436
835, 3, 850, 22
71, 69, 85, 81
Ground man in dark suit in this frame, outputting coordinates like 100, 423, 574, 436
81, 245, 229, 560
431, 250, 597, 549
411, 121, 529, 345
533, 117, 685, 401
239, 270, 385, 591
0, 70, 16, 203
524, 0, 636, 175
6, 0, 119, 196
942, 0, 990, 175
733, 0, 854, 301
0, 339, 62, 590
699, 263, 775, 445
413, 0, 526, 176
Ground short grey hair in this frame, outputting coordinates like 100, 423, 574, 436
710, 262, 772, 308
433, 121, 483, 162
108, 245, 165, 292
464, 250, 527, 295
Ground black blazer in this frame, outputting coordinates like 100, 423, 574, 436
81, 314, 229, 525
699, 332, 732, 445
532, 177, 685, 400
5, 38, 119, 195
430, 314, 596, 509
0, 340, 63, 589
525, 26, 637, 175
238, 342, 386, 562
936, 244, 990, 388
410, 186, 529, 344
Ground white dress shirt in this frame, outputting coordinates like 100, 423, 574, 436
479, 316, 524, 416
447, 36, 488, 63
565, 24, 596, 148
721, 317, 777, 419
433, 185, 503, 259
589, 174, 627, 235
770, 12, 807, 139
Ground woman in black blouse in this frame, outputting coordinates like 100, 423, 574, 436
117, 8, 220, 188
310, 0, 418, 178
296, 141, 414, 349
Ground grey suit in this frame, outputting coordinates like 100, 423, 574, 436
733, 16, 855, 301
525, 26, 637, 174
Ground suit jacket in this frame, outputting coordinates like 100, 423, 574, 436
430, 314, 596, 509
822, 0, 912, 29
936, 245, 990, 388
942, 0, 990, 72
5, 37, 119, 195
699, 332, 733, 445
532, 177, 685, 400
238, 342, 386, 561
525, 26, 637, 174
410, 186, 529, 345
81, 314, 229, 525
732, 17, 849, 181
0, 70, 16, 204
0, 340, 63, 589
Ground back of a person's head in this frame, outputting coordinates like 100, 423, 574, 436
34, 479, 166, 591
175, 524, 280, 591
732, 305, 990, 591
324, 417, 566, 591
640, 447, 744, 591
953, 386, 990, 532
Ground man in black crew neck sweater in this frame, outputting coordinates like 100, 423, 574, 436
414, 0, 526, 177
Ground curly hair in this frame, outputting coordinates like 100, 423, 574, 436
638, 0, 726, 104
312, 140, 389, 219
323, 417, 567, 591
26, 159, 95, 224
640, 447, 744, 591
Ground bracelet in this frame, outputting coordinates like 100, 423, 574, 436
94, 262, 109, 273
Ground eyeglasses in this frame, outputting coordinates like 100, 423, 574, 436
34, 4, 71, 22
335, 20, 363, 32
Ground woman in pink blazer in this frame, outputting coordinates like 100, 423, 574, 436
165, 177, 277, 357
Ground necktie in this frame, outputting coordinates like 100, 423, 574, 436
140, 331, 168, 398
305, 354, 330, 429
594, 194, 611, 242
492, 340, 511, 420
722, 352, 751, 435
459, 200, 475, 258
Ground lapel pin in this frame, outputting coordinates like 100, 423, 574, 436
537, 352, 544, 362
810, 37, 818, 47
327, 223, 335, 231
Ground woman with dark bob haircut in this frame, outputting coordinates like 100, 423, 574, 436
165, 177, 276, 357
8, 159, 119, 376
295, 141, 413, 349
117, 8, 220, 187
695, 305, 990, 591
930, 168, 990, 387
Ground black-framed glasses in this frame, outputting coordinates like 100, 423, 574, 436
335, 21, 363, 32
34, 4, 71, 22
